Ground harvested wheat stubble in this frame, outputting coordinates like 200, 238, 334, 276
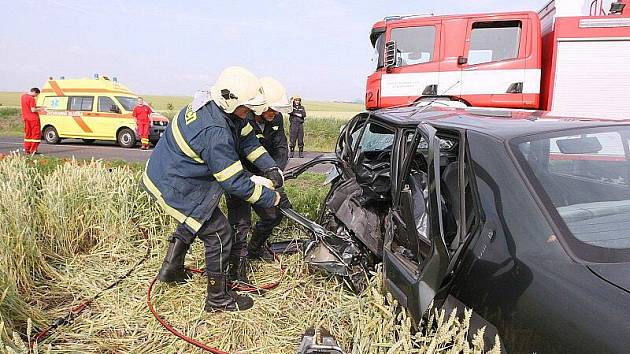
0, 155, 499, 353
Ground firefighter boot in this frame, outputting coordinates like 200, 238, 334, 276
247, 229, 275, 262
299, 148, 304, 158
290, 148, 295, 158
228, 255, 250, 285
158, 238, 193, 283
204, 272, 254, 312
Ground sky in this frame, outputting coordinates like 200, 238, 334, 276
1, 0, 549, 101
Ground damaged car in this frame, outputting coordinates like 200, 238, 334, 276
284, 106, 630, 353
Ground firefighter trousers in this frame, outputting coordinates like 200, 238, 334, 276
289, 122, 304, 150
23, 119, 41, 154
226, 195, 283, 257
170, 207, 232, 274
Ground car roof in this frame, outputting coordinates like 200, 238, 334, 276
367, 106, 630, 140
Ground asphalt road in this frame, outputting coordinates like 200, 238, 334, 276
0, 136, 333, 173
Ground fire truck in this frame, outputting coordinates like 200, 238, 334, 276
365, 0, 630, 119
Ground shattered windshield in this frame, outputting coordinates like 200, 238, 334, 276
512, 126, 630, 262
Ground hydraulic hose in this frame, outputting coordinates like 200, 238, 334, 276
146, 245, 285, 353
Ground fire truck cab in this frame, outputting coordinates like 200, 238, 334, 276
366, 0, 630, 119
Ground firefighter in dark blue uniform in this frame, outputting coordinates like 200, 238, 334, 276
226, 77, 290, 284
142, 67, 291, 312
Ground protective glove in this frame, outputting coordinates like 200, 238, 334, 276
265, 167, 284, 189
275, 189, 292, 209
250, 175, 275, 190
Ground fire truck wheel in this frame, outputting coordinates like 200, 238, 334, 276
117, 128, 137, 148
43, 126, 61, 144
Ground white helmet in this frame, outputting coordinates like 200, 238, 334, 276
209, 66, 266, 114
259, 77, 290, 114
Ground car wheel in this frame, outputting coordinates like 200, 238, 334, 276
43, 126, 61, 144
82, 139, 96, 144
117, 128, 136, 148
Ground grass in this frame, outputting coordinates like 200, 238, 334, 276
0, 154, 498, 353
0, 91, 361, 152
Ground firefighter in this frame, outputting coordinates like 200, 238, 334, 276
133, 97, 153, 150
226, 77, 290, 285
288, 96, 307, 158
142, 67, 292, 312
20, 87, 42, 155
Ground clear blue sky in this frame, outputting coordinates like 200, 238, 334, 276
0, 0, 548, 101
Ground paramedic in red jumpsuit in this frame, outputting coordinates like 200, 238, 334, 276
132, 97, 153, 150
20, 87, 42, 155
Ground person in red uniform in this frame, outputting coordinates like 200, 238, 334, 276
20, 88, 42, 155
132, 97, 153, 150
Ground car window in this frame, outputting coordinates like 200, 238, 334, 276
68, 96, 94, 111
42, 96, 68, 110
98, 96, 118, 113
356, 122, 395, 154
390, 26, 436, 66
468, 20, 521, 65
513, 127, 630, 262
115, 96, 137, 111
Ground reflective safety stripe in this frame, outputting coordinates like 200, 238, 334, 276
246, 146, 267, 162
241, 124, 253, 136
246, 183, 263, 203
171, 114, 204, 164
24, 139, 41, 142
213, 161, 243, 182
256, 134, 264, 139
272, 126, 279, 130
142, 170, 202, 232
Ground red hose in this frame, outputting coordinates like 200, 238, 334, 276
147, 246, 285, 353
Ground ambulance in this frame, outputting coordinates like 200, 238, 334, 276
38, 75, 169, 148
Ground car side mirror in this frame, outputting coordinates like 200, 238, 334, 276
457, 56, 468, 65
385, 41, 399, 70
110, 105, 121, 114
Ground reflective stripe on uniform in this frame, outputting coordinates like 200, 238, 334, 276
241, 124, 253, 136
142, 170, 202, 232
256, 134, 264, 139
185, 104, 198, 125
246, 183, 263, 203
24, 139, 41, 142
171, 114, 204, 164
213, 160, 243, 182
246, 146, 267, 162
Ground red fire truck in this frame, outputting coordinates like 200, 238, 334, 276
366, 0, 630, 119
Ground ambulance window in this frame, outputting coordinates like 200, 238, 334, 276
390, 26, 435, 66
98, 96, 119, 113
468, 20, 521, 65
68, 96, 94, 111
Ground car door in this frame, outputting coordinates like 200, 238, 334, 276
382, 122, 450, 322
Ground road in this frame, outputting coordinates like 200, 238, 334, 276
0, 136, 333, 173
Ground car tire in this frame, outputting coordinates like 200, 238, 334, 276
43, 126, 61, 144
82, 139, 96, 144
117, 128, 136, 148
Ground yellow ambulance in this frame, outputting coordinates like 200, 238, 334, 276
37, 75, 169, 148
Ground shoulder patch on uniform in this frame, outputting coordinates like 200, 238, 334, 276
272, 126, 279, 130
185, 104, 197, 125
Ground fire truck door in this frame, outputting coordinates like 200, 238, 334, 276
459, 17, 530, 108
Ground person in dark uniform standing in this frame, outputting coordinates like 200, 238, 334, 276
226, 77, 289, 285
142, 67, 291, 312
288, 96, 306, 158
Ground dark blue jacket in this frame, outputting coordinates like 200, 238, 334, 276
141, 101, 277, 233
244, 112, 289, 173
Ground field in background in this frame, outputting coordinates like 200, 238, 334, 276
0, 92, 362, 151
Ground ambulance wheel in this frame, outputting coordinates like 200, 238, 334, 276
117, 128, 136, 148
43, 126, 61, 144
82, 139, 95, 144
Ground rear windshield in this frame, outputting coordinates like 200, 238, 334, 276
512, 126, 630, 262
115, 96, 138, 111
